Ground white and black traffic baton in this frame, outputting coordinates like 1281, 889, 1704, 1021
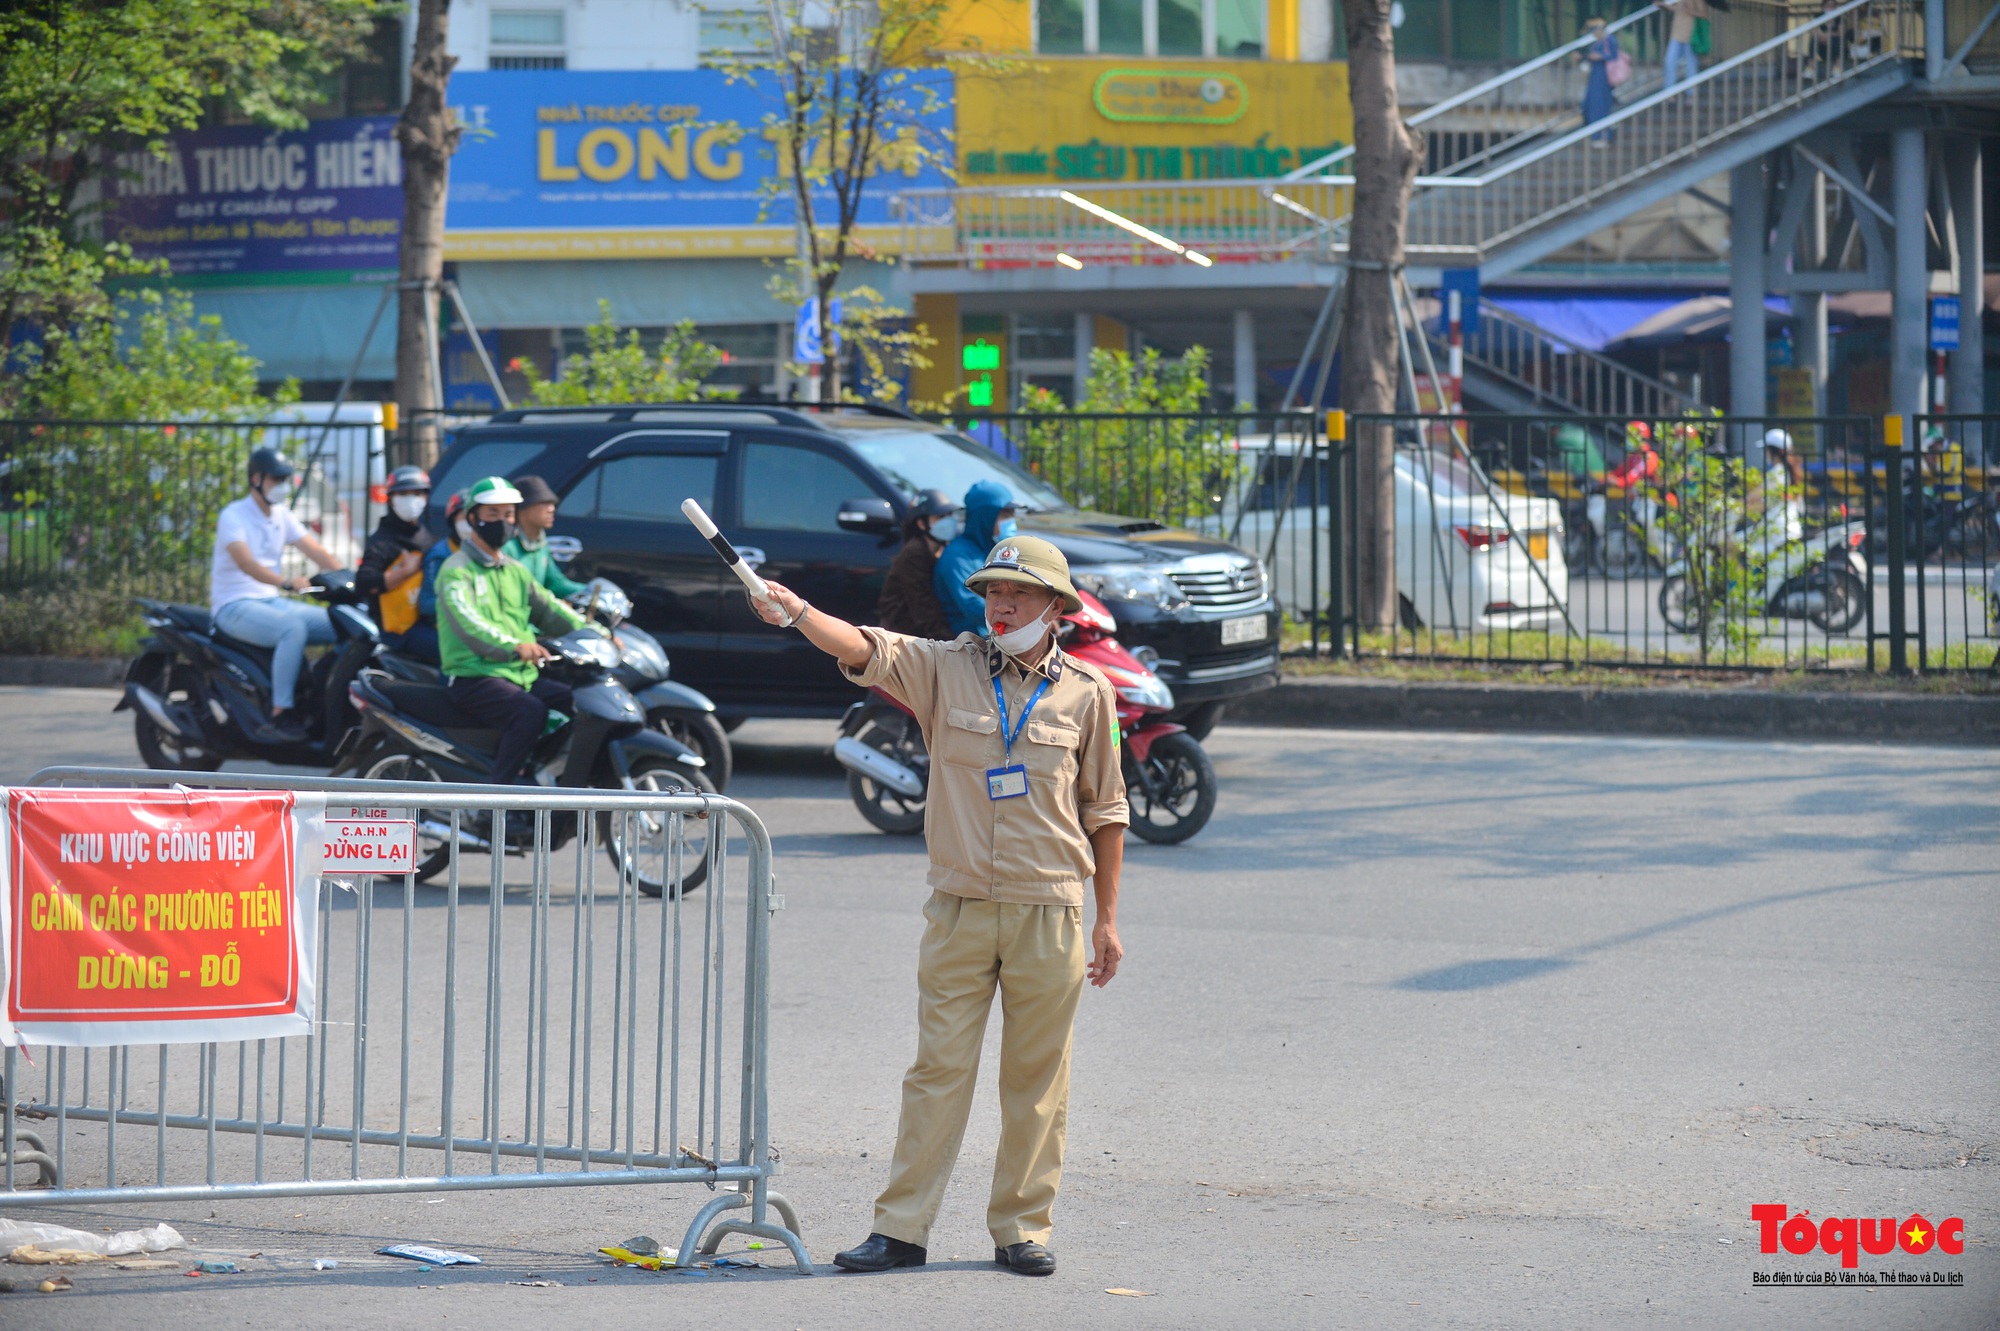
681, 498, 785, 617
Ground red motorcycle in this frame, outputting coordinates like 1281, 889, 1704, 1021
834, 590, 1218, 843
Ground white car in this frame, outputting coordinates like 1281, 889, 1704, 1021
1203, 434, 1570, 632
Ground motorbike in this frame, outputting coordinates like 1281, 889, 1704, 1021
1582, 488, 1676, 578
1658, 512, 1869, 634
1539, 443, 1677, 579
834, 590, 1218, 844
369, 577, 734, 790
333, 627, 715, 896
578, 580, 734, 790
119, 571, 381, 771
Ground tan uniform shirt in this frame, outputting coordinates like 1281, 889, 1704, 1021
844, 627, 1129, 907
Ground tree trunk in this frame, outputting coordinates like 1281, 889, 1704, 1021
1339, 0, 1420, 632
395, 0, 460, 466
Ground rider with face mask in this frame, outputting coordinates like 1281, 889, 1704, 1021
432, 476, 593, 786
354, 465, 437, 642
934, 479, 1019, 638
876, 489, 959, 640
208, 446, 344, 741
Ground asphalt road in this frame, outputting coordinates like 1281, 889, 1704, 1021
1, 686, 1996, 1329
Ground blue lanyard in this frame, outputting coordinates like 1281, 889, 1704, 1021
993, 672, 1051, 761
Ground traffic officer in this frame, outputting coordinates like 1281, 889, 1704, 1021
749, 535, 1127, 1278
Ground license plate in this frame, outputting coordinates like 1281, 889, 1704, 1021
1220, 614, 1268, 645
1527, 530, 1550, 560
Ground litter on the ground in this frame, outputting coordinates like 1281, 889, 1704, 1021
192, 1260, 240, 1274
509, 1279, 563, 1287
9, 1246, 105, 1265
710, 1255, 761, 1269
1106, 1287, 1155, 1297
620, 1235, 661, 1257
313, 1259, 338, 1271
38, 1276, 73, 1293
112, 1259, 179, 1270
0, 1219, 184, 1258
598, 1242, 679, 1270
377, 1244, 481, 1266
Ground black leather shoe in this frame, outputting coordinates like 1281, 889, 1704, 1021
994, 1241, 1056, 1276
832, 1233, 926, 1272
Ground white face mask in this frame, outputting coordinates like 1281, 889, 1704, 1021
260, 480, 290, 509
391, 494, 428, 522
987, 604, 1054, 657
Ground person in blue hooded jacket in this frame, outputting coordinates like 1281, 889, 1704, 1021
933, 479, 1018, 636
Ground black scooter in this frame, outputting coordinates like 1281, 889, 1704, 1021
581, 580, 734, 790
369, 576, 733, 789
119, 571, 380, 771
333, 628, 714, 897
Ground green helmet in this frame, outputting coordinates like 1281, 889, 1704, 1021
463, 475, 525, 507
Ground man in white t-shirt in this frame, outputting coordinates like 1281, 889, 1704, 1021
209, 447, 343, 741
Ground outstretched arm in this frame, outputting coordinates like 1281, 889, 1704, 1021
749, 580, 874, 670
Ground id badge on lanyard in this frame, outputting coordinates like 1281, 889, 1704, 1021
987, 674, 1050, 801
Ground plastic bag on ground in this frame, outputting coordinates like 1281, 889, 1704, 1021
0, 1219, 185, 1258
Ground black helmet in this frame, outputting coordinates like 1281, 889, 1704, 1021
247, 446, 295, 483
911, 488, 956, 520
387, 464, 432, 495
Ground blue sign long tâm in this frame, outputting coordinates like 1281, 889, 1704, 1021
444, 69, 952, 261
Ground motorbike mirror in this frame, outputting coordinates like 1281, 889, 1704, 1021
836, 497, 897, 535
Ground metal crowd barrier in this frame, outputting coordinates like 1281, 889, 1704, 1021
0, 767, 809, 1272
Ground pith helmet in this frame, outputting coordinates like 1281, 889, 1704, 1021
965, 534, 1082, 614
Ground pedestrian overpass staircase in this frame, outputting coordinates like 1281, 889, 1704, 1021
1449, 299, 1692, 418
894, 0, 1922, 281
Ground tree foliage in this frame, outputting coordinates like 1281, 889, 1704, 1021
1013, 346, 1238, 526
742, 0, 957, 400
512, 302, 728, 406
0, 291, 300, 653
0, 0, 384, 334
1649, 413, 1772, 661
5, 288, 289, 422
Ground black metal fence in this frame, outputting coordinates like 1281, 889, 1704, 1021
0, 419, 384, 655
5, 409, 1992, 674
946, 408, 1998, 674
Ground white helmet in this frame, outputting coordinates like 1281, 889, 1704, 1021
1761, 427, 1794, 453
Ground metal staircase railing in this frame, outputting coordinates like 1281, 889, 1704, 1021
893, 0, 1920, 274
1285, 5, 1665, 183
1391, 0, 1923, 267
1450, 300, 1691, 418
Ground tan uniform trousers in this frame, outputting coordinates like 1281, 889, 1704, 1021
873, 891, 1086, 1249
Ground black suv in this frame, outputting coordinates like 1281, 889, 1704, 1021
427, 404, 1279, 725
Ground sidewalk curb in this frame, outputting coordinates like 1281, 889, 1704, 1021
0, 657, 126, 688
1229, 675, 2000, 745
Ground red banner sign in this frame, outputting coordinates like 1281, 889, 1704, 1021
2, 790, 320, 1047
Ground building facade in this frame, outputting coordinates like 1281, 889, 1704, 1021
149, 0, 1993, 421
